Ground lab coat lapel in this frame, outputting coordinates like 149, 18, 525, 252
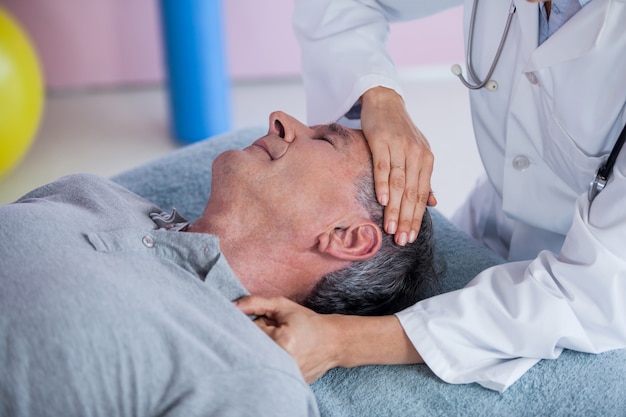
525, 0, 614, 71
511, 0, 539, 63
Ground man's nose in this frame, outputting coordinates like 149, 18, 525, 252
268, 111, 296, 143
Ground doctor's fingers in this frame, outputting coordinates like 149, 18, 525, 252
238, 295, 319, 343
253, 311, 335, 383
357, 86, 434, 244
385, 142, 435, 245
400, 159, 436, 245
253, 316, 296, 348
236, 294, 298, 319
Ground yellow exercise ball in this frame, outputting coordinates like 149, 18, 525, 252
0, 6, 44, 178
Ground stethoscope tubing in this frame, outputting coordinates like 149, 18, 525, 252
453, 0, 516, 90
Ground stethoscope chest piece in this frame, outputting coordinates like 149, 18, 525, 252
451, 64, 499, 91
588, 171, 607, 203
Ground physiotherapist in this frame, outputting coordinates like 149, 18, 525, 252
238, 0, 626, 391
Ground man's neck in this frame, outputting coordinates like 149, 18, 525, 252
220, 235, 331, 304
186, 214, 325, 303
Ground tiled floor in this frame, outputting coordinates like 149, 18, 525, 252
0, 65, 485, 218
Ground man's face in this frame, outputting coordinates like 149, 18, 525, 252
209, 111, 372, 245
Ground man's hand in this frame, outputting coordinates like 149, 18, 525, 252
236, 296, 343, 383
360, 86, 437, 246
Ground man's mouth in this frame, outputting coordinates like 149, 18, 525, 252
251, 138, 272, 159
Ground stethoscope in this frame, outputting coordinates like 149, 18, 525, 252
451, 0, 517, 91
588, 123, 626, 203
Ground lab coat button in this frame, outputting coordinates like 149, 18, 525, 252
142, 235, 155, 248
525, 72, 539, 85
512, 156, 530, 171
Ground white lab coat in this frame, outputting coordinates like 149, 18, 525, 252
295, 0, 626, 391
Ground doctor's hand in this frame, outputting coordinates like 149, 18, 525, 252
360, 87, 437, 246
235, 296, 423, 383
235, 295, 343, 383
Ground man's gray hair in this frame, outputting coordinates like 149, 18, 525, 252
304, 160, 439, 316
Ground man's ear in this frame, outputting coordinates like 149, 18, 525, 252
320, 222, 382, 261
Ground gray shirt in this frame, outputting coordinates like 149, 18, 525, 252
0, 174, 319, 417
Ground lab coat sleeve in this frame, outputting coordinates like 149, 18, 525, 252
293, 0, 462, 124
396, 150, 626, 392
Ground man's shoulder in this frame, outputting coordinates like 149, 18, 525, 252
16, 173, 141, 203
10, 173, 161, 219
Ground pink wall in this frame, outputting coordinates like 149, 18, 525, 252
0, 0, 463, 90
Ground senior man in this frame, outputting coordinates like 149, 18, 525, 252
0, 111, 437, 417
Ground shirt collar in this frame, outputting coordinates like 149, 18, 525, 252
538, 0, 590, 44
85, 209, 249, 302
